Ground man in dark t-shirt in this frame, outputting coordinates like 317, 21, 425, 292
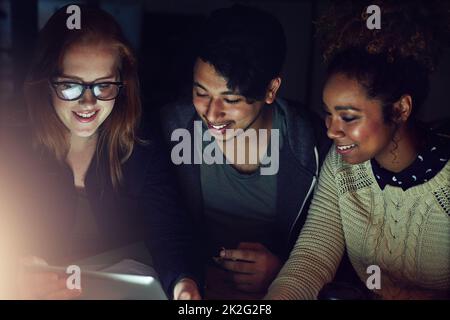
160, 4, 330, 299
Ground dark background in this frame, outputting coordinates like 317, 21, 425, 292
1, 0, 450, 131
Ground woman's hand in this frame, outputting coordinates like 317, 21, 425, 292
17, 256, 82, 300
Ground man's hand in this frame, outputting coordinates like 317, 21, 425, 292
17, 256, 82, 300
215, 242, 282, 293
173, 278, 202, 300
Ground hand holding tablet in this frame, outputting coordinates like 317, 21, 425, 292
18, 256, 82, 300
22, 258, 167, 300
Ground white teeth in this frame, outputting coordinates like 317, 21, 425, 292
337, 144, 356, 151
75, 111, 96, 118
211, 123, 228, 129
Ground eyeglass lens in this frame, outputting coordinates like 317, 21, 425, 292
55, 83, 120, 101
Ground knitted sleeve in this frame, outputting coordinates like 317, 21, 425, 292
265, 149, 346, 299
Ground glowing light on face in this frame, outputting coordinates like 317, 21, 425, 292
323, 73, 395, 164
192, 59, 267, 142
51, 43, 119, 140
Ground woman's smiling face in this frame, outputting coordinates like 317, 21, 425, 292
51, 42, 119, 140
323, 73, 396, 164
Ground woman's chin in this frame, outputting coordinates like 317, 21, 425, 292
341, 154, 367, 165
71, 129, 98, 139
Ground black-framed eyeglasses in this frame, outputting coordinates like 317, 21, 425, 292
50, 81, 124, 101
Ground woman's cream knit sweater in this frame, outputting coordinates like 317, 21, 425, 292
266, 147, 450, 300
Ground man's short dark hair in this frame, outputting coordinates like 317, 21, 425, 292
197, 4, 287, 101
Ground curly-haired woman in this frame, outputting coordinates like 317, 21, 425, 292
266, 0, 450, 300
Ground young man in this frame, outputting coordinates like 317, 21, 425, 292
160, 5, 330, 299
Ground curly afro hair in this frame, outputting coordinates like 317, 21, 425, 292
316, 0, 450, 72
316, 0, 450, 122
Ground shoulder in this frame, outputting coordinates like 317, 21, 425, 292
321, 147, 372, 188
276, 98, 320, 124
119, 138, 175, 194
0, 126, 58, 178
159, 96, 196, 136
276, 98, 331, 164
125, 137, 170, 169
322, 146, 344, 174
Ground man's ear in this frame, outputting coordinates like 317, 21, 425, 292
393, 95, 413, 123
264, 77, 282, 104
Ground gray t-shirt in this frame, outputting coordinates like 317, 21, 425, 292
200, 104, 287, 256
